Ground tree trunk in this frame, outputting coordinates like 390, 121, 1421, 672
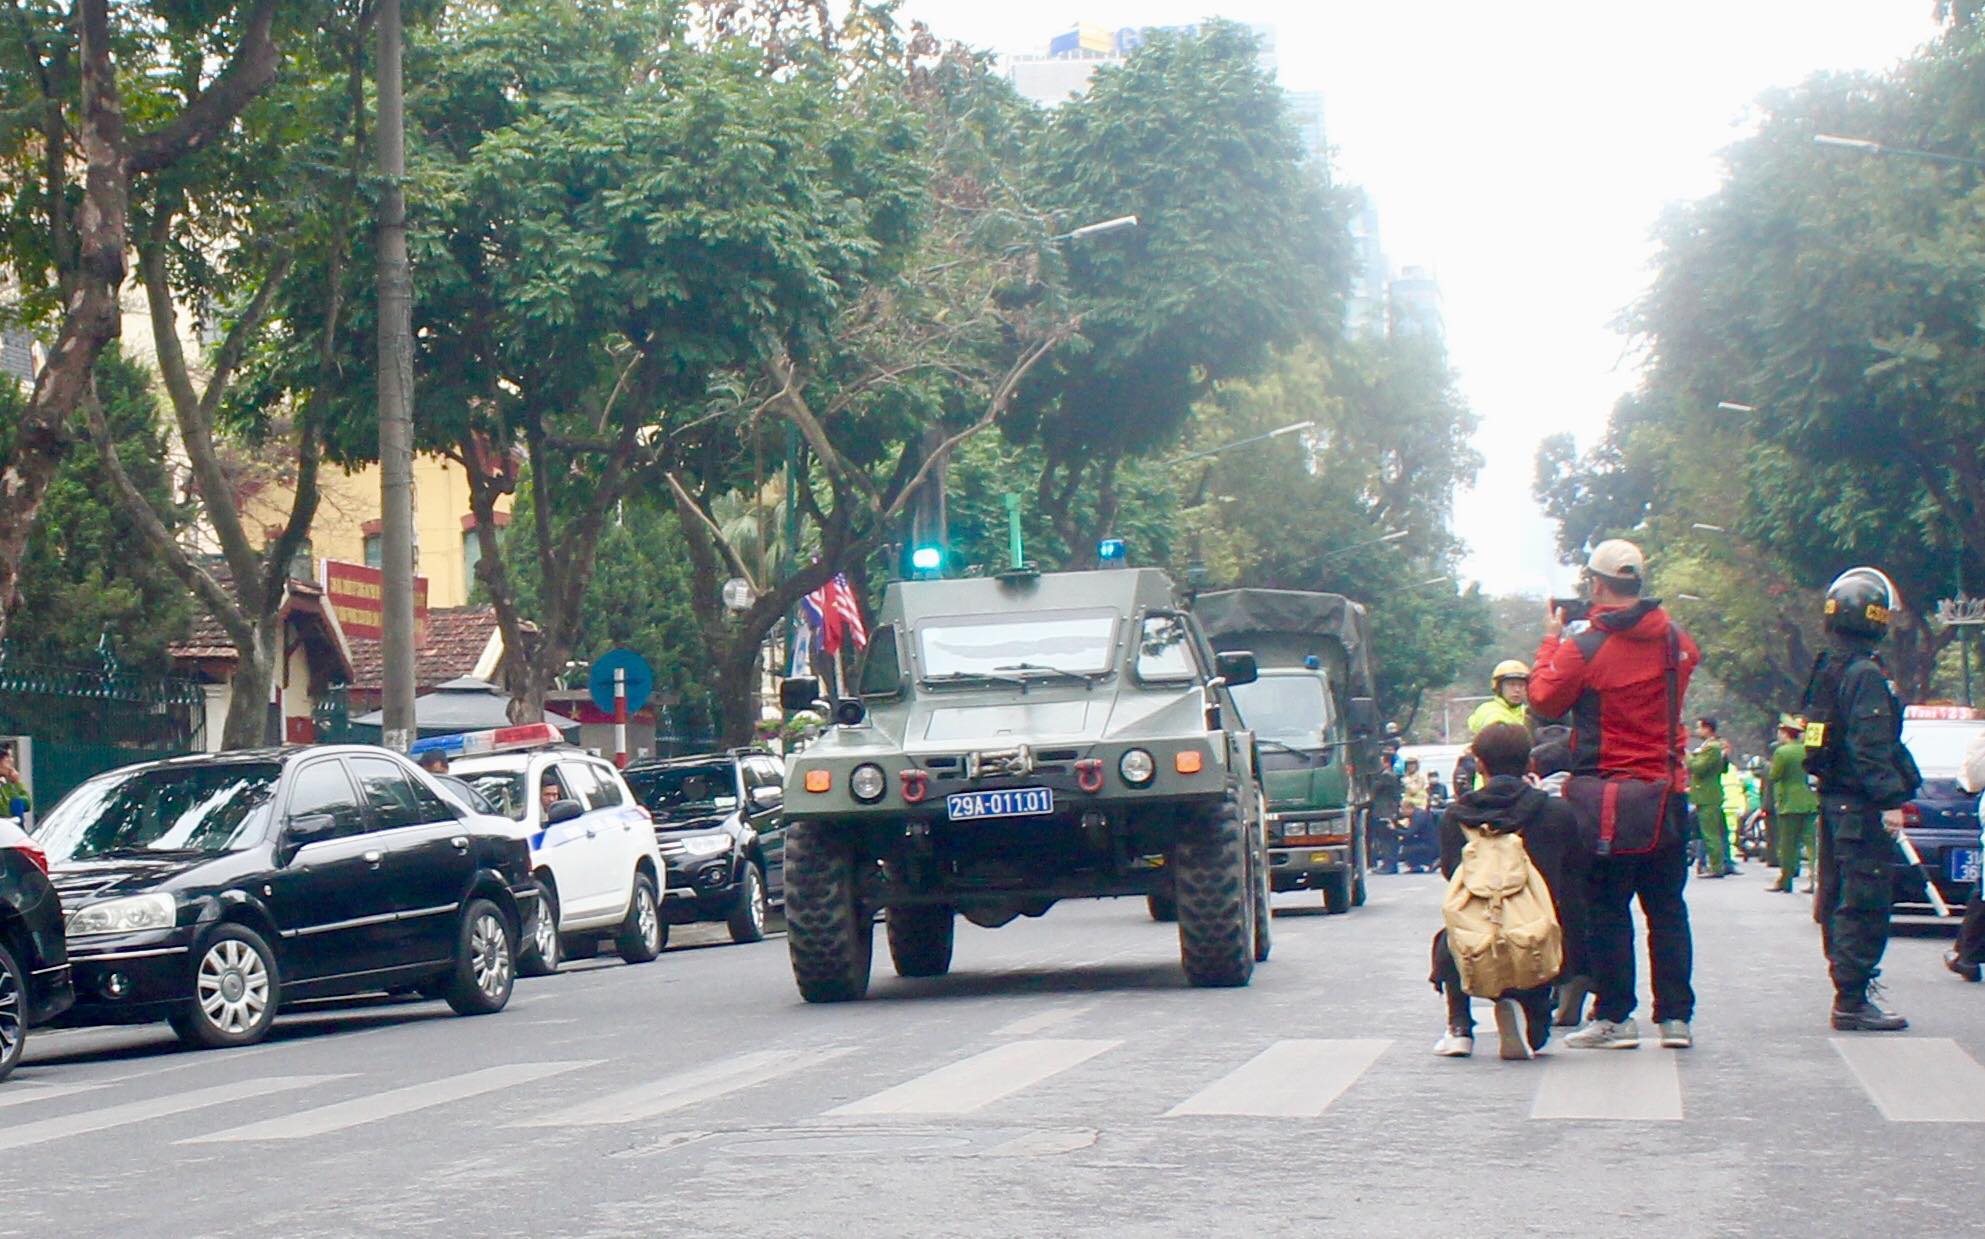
715, 636, 762, 746
221, 621, 279, 749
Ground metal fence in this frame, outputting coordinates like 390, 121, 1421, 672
0, 643, 207, 812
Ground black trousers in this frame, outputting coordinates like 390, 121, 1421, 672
1958, 893, 1985, 966
1817, 799, 1897, 999
1429, 930, 1552, 1036
1586, 826, 1695, 1025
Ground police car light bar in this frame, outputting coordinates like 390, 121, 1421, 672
410, 722, 563, 760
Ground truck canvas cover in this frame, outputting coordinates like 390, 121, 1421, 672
1194, 589, 1374, 697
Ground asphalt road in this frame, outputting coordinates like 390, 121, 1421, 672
4, 866, 1981, 1238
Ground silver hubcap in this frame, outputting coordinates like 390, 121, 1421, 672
470, 914, 511, 998
197, 939, 270, 1036
534, 901, 557, 960
638, 887, 659, 949
0, 962, 21, 1062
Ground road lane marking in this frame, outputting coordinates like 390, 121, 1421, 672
0, 1075, 346, 1152
181, 1061, 597, 1143
514, 1047, 855, 1127
827, 1039, 1120, 1117
0, 1082, 108, 1110
1832, 1038, 1985, 1123
994, 1004, 1097, 1037
1531, 1044, 1683, 1120
1165, 1040, 1390, 1118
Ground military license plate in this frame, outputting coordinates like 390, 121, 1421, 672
1950, 848, 1980, 884
947, 787, 1054, 821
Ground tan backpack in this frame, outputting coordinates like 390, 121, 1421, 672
1441, 824, 1564, 998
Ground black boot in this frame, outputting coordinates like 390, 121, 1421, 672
1831, 993, 1909, 1032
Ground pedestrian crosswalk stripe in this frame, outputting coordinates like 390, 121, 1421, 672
0, 1081, 107, 1111
0, 1075, 346, 1153
827, 1039, 1120, 1117
1530, 1044, 1683, 1121
993, 1003, 1096, 1037
1831, 1038, 1985, 1123
1165, 1039, 1391, 1118
180, 1061, 597, 1143
514, 1047, 855, 1127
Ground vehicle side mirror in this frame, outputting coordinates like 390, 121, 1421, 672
1214, 651, 1259, 688
781, 676, 823, 713
1347, 696, 1379, 739
285, 812, 340, 850
750, 785, 783, 810
546, 798, 584, 825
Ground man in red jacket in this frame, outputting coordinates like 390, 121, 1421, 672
1529, 539, 1703, 1051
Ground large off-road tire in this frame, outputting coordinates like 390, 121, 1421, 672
1322, 870, 1352, 915
728, 863, 769, 945
1251, 847, 1273, 963
886, 905, 955, 978
1173, 798, 1256, 988
518, 882, 560, 977
169, 924, 281, 1049
784, 820, 874, 1002
615, 874, 664, 964
1146, 888, 1178, 922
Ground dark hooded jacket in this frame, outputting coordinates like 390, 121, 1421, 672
1529, 599, 1702, 791
1440, 776, 1586, 935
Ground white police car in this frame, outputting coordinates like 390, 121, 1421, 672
438, 725, 666, 973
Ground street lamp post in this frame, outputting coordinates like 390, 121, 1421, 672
1814, 133, 1985, 172
376, 0, 418, 752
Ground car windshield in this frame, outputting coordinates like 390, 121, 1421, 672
624, 764, 738, 822
36, 763, 280, 864
919, 612, 1118, 679
455, 768, 529, 821
434, 774, 499, 816
1229, 675, 1332, 749
1902, 722, 1984, 779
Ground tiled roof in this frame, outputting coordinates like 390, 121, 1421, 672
166, 577, 337, 666
345, 605, 501, 693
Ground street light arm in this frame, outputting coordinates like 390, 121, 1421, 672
1814, 132, 1985, 171
1162, 420, 1315, 467
1052, 215, 1139, 243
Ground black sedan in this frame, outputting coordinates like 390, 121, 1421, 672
624, 751, 786, 945
38, 747, 539, 1049
1, 817, 73, 1081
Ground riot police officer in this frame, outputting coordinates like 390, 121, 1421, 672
1801, 567, 1923, 1032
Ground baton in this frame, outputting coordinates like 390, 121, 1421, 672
1895, 831, 1954, 918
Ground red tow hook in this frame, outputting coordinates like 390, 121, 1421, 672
900, 768, 930, 804
1075, 759, 1105, 794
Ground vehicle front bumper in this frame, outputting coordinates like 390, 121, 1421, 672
57, 925, 200, 1024
1266, 809, 1355, 888
661, 855, 744, 923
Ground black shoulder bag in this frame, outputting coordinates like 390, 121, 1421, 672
1561, 628, 1682, 857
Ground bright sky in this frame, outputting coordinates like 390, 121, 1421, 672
897, 0, 1943, 597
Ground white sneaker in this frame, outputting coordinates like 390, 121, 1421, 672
1433, 1028, 1474, 1057
1564, 1017, 1641, 1050
1658, 1019, 1693, 1049
1494, 999, 1534, 1060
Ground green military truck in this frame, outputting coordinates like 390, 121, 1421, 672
777, 565, 1271, 1002
1195, 589, 1379, 914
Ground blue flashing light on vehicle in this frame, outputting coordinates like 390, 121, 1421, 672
410, 722, 563, 760
1097, 538, 1127, 566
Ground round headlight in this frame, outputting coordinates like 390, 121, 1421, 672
1119, 749, 1156, 787
849, 763, 887, 803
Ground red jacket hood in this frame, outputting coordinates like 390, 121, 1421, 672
1589, 599, 1671, 642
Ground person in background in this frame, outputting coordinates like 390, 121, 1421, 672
1688, 718, 1733, 878
540, 773, 567, 814
1469, 661, 1532, 736
1396, 759, 1432, 872
1430, 722, 1583, 1060
1370, 745, 1404, 875
0, 744, 28, 820
1720, 760, 1748, 874
1943, 724, 1985, 982
1768, 716, 1820, 894
420, 751, 450, 777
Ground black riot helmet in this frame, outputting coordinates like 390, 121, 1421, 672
1823, 566, 1900, 640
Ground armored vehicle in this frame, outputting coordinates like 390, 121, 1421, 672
778, 566, 1270, 1002
1196, 590, 1380, 914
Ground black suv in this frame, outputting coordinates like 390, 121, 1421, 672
38, 747, 540, 1050
624, 751, 785, 945
2, 817, 73, 1082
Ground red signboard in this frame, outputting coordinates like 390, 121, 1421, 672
324, 560, 428, 641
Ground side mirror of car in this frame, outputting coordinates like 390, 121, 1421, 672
780, 676, 823, 713
284, 812, 340, 854
1214, 651, 1259, 689
750, 785, 783, 811
1346, 697, 1380, 740
546, 798, 585, 825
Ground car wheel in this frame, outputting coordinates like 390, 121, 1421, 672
615, 874, 663, 964
1252, 846, 1273, 963
444, 898, 515, 1016
169, 925, 281, 1049
885, 905, 954, 978
1146, 888, 1178, 922
1173, 797, 1255, 988
519, 884, 561, 977
784, 819, 873, 1003
1322, 871, 1352, 915
728, 863, 769, 945
0, 942, 26, 1082
1351, 813, 1370, 907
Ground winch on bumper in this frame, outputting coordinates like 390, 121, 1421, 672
1266, 808, 1354, 891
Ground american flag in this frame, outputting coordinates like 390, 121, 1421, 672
808, 573, 868, 655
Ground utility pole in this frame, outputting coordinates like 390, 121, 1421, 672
376, 0, 417, 751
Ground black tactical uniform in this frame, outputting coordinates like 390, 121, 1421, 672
1805, 635, 1921, 1025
